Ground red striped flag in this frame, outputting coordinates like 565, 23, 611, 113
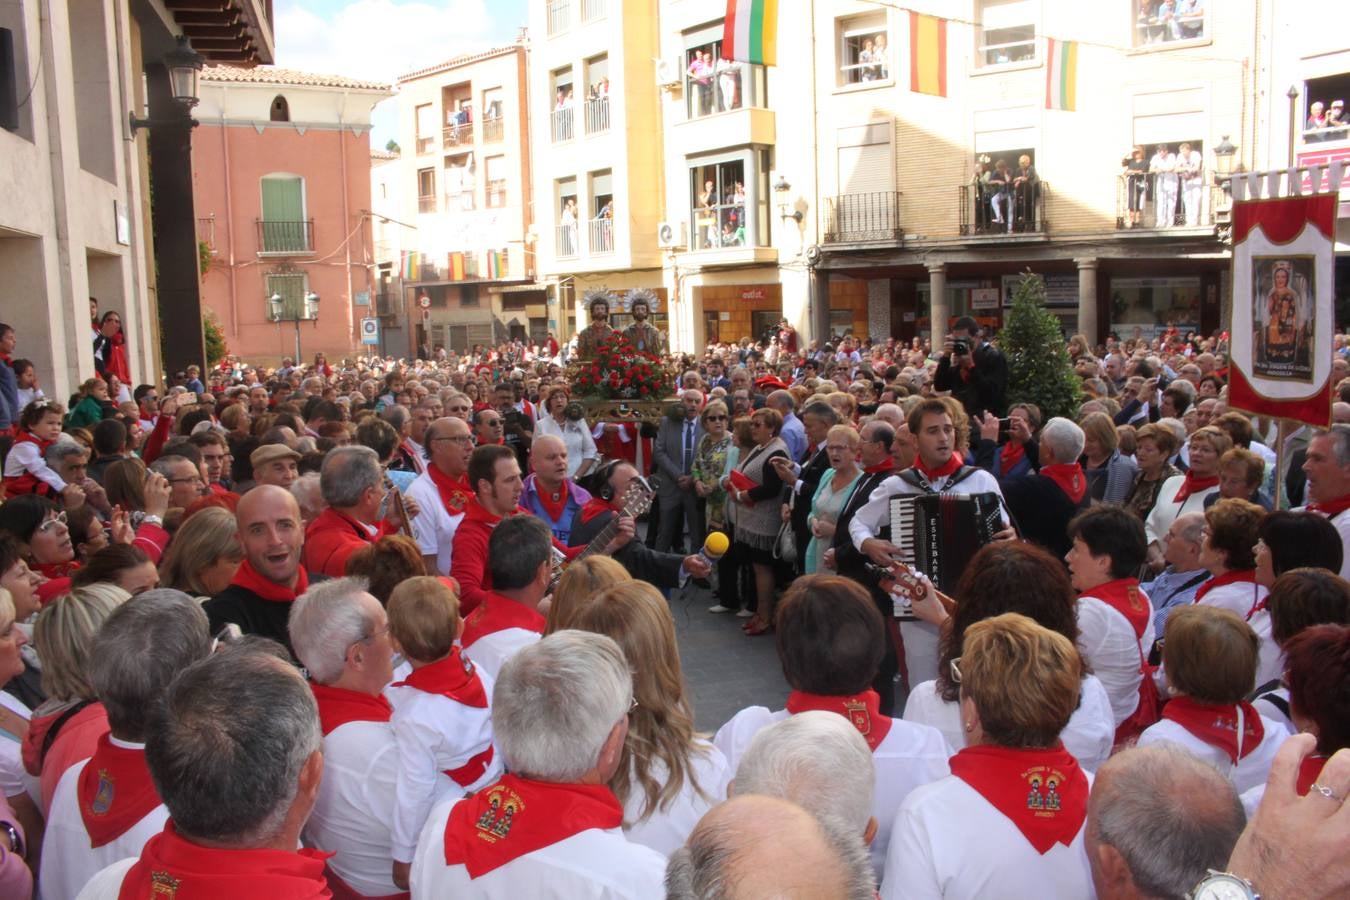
909, 12, 947, 98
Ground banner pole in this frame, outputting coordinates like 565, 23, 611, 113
1274, 417, 1289, 511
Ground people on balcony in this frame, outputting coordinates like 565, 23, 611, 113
1149, 144, 1179, 228
988, 159, 1012, 231
688, 50, 714, 116
972, 158, 994, 233
1012, 155, 1040, 233
560, 198, 579, 256
716, 54, 741, 112
1177, 142, 1204, 226
1122, 146, 1149, 228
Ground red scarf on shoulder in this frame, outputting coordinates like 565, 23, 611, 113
913, 453, 963, 483
118, 822, 333, 900
1040, 463, 1087, 504
1084, 578, 1149, 640
1000, 442, 1026, 473
1161, 696, 1265, 764
462, 593, 546, 648
391, 647, 487, 709
785, 689, 892, 751
309, 683, 392, 737
427, 463, 472, 515
949, 743, 1088, 855
228, 558, 309, 603
1173, 470, 1219, 503
578, 497, 614, 524
1194, 569, 1259, 605
1308, 493, 1350, 518
442, 775, 623, 878
78, 734, 161, 848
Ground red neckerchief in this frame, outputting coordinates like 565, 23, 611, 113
1000, 441, 1026, 472
578, 497, 614, 524
1083, 578, 1149, 641
462, 593, 545, 649
310, 683, 392, 737
0, 351, 11, 365
463, 496, 522, 527
1173, 471, 1219, 503
12, 430, 52, 452
533, 480, 570, 525
1194, 570, 1259, 605
1297, 754, 1327, 796
1308, 493, 1350, 518
442, 774, 623, 878
117, 822, 333, 900
949, 743, 1088, 855
1040, 463, 1087, 504
784, 690, 893, 752
228, 558, 309, 603
864, 459, 895, 475
77, 733, 161, 848
36, 560, 80, 579
1161, 697, 1265, 764
391, 647, 488, 709
427, 464, 472, 514
913, 453, 963, 482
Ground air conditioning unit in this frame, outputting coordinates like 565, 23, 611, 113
655, 58, 682, 89
657, 221, 684, 249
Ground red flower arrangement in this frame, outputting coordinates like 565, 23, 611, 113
571, 333, 674, 400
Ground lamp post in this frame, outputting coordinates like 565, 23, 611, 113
129, 35, 205, 135
774, 176, 803, 223
267, 290, 319, 363
1211, 135, 1238, 225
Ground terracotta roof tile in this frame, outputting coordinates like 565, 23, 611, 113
201, 64, 391, 92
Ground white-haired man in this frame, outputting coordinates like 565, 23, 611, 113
409, 631, 665, 898
1300, 423, 1350, 579
289, 577, 402, 897
993, 415, 1091, 560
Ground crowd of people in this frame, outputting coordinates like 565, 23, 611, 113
0, 305, 1349, 898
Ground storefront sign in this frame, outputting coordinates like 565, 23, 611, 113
971, 288, 1000, 311
740, 288, 768, 301
1001, 273, 1078, 308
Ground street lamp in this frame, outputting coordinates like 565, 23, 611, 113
1287, 84, 1301, 167
129, 35, 205, 135
1213, 135, 1237, 180
774, 176, 803, 222
266, 290, 318, 363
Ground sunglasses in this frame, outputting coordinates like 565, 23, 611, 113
705, 414, 727, 421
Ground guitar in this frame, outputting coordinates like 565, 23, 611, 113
548, 476, 655, 592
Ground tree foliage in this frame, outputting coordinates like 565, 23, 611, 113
203, 311, 228, 367
1000, 272, 1081, 421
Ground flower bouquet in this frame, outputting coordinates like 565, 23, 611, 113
568, 332, 677, 422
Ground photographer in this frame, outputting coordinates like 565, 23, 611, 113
933, 316, 1007, 418
492, 381, 533, 471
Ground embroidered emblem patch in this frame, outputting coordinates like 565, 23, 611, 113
844, 699, 871, 737
474, 784, 524, 842
91, 769, 114, 815
149, 871, 180, 897
1023, 766, 1066, 814
1126, 584, 1143, 613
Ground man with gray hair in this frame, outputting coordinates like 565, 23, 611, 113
77, 642, 328, 897
41, 590, 212, 898
1299, 423, 1350, 579
731, 711, 878, 846
653, 388, 707, 553
666, 795, 875, 900
998, 416, 1090, 559
1141, 512, 1209, 635
766, 389, 807, 461
289, 577, 403, 897
409, 630, 665, 897
301, 444, 416, 577
45, 438, 110, 515
1085, 744, 1245, 900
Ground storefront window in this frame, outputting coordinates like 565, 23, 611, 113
1109, 276, 1201, 339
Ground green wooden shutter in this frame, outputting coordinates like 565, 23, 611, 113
260, 176, 305, 251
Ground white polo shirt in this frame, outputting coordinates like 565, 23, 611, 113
1137, 714, 1289, 794
1075, 594, 1156, 727
405, 469, 466, 575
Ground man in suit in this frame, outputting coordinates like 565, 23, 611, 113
771, 400, 840, 573
652, 389, 706, 553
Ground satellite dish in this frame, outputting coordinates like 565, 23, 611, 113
804, 244, 823, 267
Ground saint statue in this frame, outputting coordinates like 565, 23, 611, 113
622, 289, 666, 356
576, 289, 616, 360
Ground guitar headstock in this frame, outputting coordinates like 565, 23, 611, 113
620, 476, 655, 518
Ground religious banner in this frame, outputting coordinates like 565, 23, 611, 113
1228, 193, 1336, 426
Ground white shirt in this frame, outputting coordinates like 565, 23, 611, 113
714, 706, 952, 879
409, 796, 667, 900
1075, 593, 1157, 727
405, 468, 466, 575
387, 675, 503, 862
1247, 607, 1284, 689
1137, 714, 1290, 794
0, 692, 33, 801
41, 740, 169, 900
882, 772, 1095, 900
903, 676, 1114, 772
463, 629, 540, 683
75, 858, 137, 899
1145, 475, 1217, 544
302, 719, 402, 897
1194, 579, 1268, 619
1, 439, 66, 491
621, 740, 731, 857
534, 416, 599, 478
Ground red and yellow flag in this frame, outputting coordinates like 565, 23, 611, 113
909, 12, 947, 97
723, 0, 778, 66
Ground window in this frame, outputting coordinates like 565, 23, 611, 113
589, 170, 614, 254
556, 178, 579, 257
683, 24, 766, 119
415, 103, 435, 154
270, 95, 290, 122
266, 273, 307, 320
977, 0, 1037, 67
444, 153, 475, 210
551, 67, 575, 142
1302, 73, 1350, 144
417, 168, 436, 213
259, 174, 310, 252
485, 155, 507, 208
689, 150, 770, 250
836, 13, 890, 87
584, 55, 611, 134
546, 0, 571, 36
581, 0, 605, 22
482, 88, 504, 142
1133, 1, 1206, 48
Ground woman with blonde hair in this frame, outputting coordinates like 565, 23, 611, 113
551, 579, 729, 854
545, 555, 630, 633
26, 583, 129, 812
158, 507, 243, 598
1080, 410, 1138, 504
805, 424, 861, 574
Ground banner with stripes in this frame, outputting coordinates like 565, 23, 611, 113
401, 251, 417, 281
1045, 38, 1078, 111
908, 12, 947, 98
723, 0, 778, 66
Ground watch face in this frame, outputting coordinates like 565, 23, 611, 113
1194, 874, 1255, 900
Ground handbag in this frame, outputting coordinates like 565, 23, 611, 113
774, 518, 797, 564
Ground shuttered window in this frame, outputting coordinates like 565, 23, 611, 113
260, 175, 306, 252
837, 123, 893, 194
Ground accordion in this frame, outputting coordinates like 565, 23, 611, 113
887, 492, 1003, 598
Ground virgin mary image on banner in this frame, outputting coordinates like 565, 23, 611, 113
1252, 257, 1314, 381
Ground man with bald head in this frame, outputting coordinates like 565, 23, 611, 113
522, 433, 591, 545
666, 795, 875, 900
406, 416, 474, 575
203, 484, 311, 656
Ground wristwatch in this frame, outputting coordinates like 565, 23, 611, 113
2, 821, 21, 856
1187, 870, 1259, 900
141, 514, 164, 527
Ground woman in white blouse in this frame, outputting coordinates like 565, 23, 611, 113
903, 542, 1115, 771
532, 385, 598, 480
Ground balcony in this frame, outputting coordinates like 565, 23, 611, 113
486, 180, 507, 208
255, 219, 314, 254
584, 97, 610, 135
482, 117, 504, 143
556, 222, 580, 258
959, 181, 1050, 237
580, 0, 605, 22
551, 106, 575, 142
824, 192, 901, 244
418, 195, 436, 214
1115, 173, 1227, 233
443, 121, 474, 148
546, 0, 571, 35
588, 217, 614, 254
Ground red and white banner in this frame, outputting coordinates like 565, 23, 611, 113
1227, 194, 1336, 427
